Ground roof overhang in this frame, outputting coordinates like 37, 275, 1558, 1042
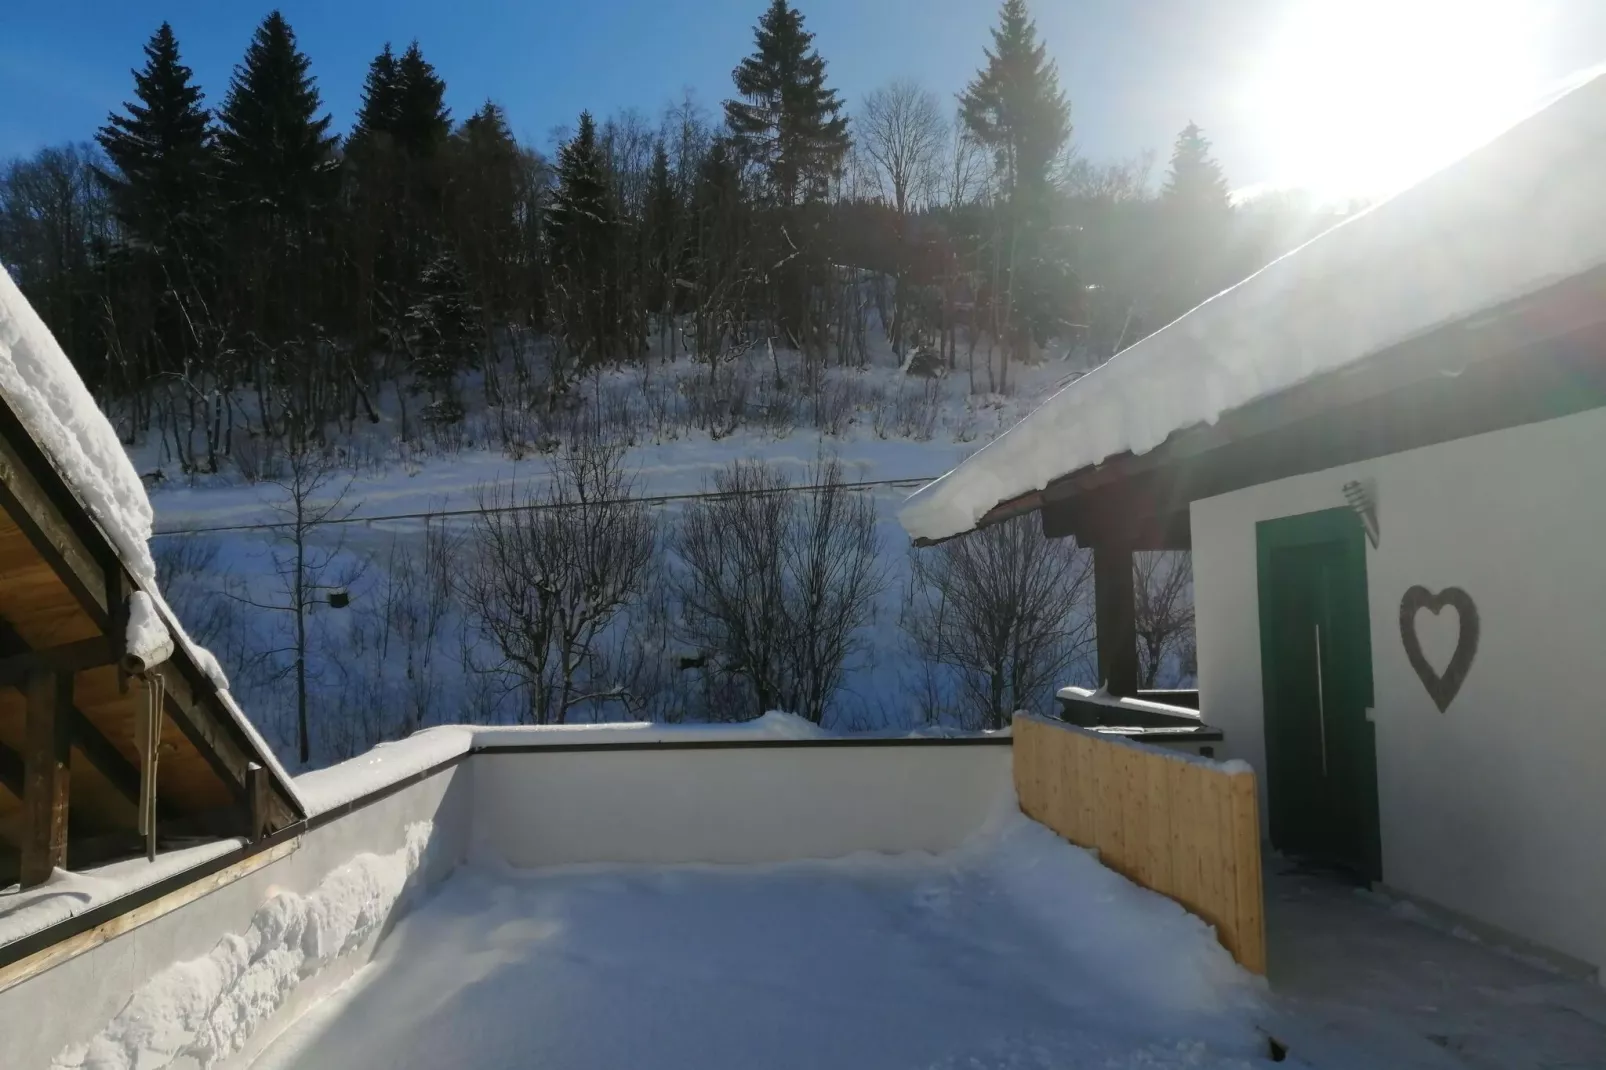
929, 262, 1606, 549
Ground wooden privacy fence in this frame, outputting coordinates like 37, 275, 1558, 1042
1012, 713, 1266, 974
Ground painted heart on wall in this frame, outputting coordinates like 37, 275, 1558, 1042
1399, 585, 1479, 712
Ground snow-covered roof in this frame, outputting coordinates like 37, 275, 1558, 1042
900, 71, 1606, 543
0, 267, 156, 583
0, 266, 305, 818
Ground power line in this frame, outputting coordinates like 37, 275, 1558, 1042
150, 475, 941, 537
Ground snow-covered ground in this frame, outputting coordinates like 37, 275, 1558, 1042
238, 820, 1606, 1070
251, 807, 1269, 1070
140, 351, 1119, 766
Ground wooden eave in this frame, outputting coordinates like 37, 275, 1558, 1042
0, 390, 301, 885
934, 262, 1606, 550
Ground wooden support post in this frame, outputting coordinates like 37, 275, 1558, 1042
246, 763, 268, 842
1094, 544, 1138, 697
20, 670, 72, 888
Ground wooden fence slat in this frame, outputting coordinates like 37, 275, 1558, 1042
1008, 715, 1267, 976
1227, 772, 1267, 974
1145, 752, 1173, 897
1075, 731, 1096, 848
1119, 744, 1147, 884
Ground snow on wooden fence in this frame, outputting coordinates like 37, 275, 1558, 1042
1012, 713, 1266, 974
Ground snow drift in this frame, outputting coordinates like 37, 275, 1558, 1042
50, 822, 435, 1070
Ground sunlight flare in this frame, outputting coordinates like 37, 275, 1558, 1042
1245, 0, 1546, 196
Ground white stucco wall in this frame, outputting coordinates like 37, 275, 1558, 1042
0, 763, 475, 1070
1192, 404, 1606, 972
0, 739, 1012, 1066
472, 743, 1014, 867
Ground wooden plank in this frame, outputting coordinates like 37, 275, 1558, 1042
1227, 772, 1267, 974
0, 636, 118, 685
0, 836, 299, 995
1145, 750, 1174, 898
1166, 758, 1197, 909
1121, 744, 1148, 884
1010, 716, 1268, 975
20, 670, 71, 887
1192, 764, 1229, 938
1075, 728, 1097, 848
1095, 737, 1125, 872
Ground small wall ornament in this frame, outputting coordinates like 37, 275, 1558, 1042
1399, 586, 1479, 712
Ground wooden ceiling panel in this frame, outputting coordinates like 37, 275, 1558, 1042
0, 507, 97, 650
75, 667, 235, 812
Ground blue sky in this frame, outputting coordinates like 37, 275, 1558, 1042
3, 1, 1604, 193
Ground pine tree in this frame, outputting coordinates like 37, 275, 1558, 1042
96, 22, 215, 251
1161, 123, 1231, 217
215, 11, 337, 217
549, 112, 618, 367
348, 44, 401, 155
961, 0, 1074, 383
393, 42, 451, 158
643, 141, 681, 322
451, 101, 528, 334
960, 0, 1071, 205
724, 0, 850, 206
407, 249, 478, 411
1156, 122, 1234, 324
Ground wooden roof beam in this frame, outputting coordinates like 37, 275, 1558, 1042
0, 621, 150, 819
0, 636, 119, 686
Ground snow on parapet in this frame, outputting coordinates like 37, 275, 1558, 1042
295, 712, 1003, 817
0, 267, 155, 583
900, 71, 1606, 543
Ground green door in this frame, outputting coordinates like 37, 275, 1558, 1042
1256, 508, 1381, 880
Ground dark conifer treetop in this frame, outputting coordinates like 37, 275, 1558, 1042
216, 10, 338, 216
724, 0, 850, 205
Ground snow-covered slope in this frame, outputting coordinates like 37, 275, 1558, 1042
0, 267, 156, 582
900, 71, 1606, 543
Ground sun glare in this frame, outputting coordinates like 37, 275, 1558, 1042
1245, 0, 1546, 198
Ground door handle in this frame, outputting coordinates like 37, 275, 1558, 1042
1315, 623, 1328, 776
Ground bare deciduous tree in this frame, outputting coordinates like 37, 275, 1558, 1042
902, 517, 1095, 730
861, 79, 946, 218
459, 443, 656, 724
226, 442, 366, 764
674, 458, 883, 725
860, 79, 947, 356
1134, 551, 1195, 688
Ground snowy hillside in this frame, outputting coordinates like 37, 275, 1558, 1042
140, 337, 1183, 770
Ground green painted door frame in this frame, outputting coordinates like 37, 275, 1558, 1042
1256, 507, 1382, 881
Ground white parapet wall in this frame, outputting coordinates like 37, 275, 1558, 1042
0, 719, 1013, 1069
0, 757, 475, 1070
473, 741, 1013, 868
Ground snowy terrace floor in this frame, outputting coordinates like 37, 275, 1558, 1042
252, 811, 1270, 1070
240, 818, 1606, 1070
